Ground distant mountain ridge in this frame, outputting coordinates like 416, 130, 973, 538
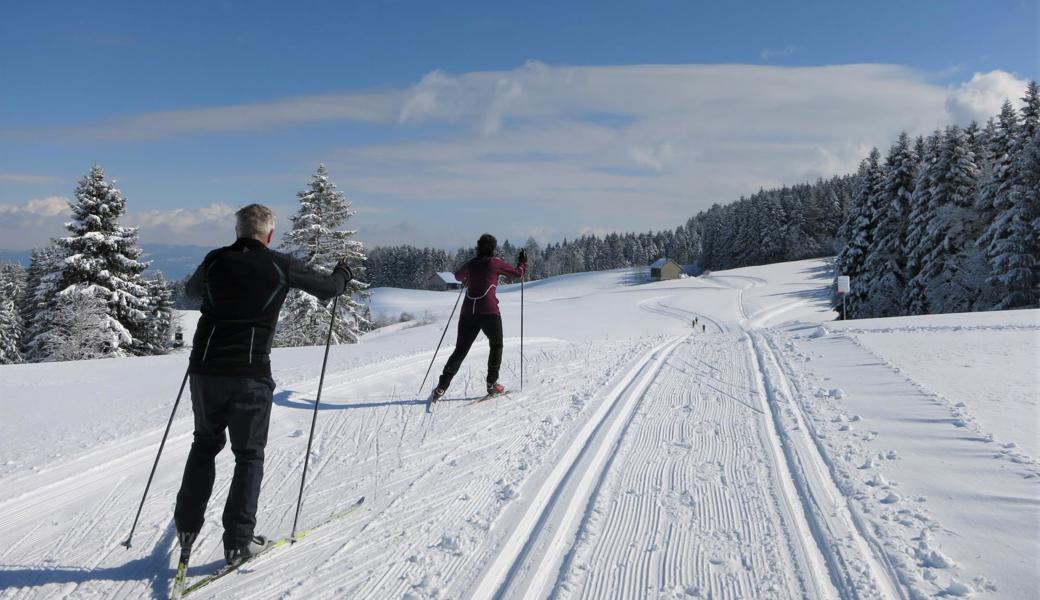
0, 244, 210, 280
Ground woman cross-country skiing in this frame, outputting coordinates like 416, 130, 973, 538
430, 233, 527, 404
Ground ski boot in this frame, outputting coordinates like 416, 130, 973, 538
176, 531, 197, 563
430, 387, 446, 405
224, 535, 269, 566
486, 382, 506, 398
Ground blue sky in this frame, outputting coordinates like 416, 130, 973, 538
1, 0, 1037, 250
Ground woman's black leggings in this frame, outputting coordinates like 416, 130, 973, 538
437, 313, 504, 390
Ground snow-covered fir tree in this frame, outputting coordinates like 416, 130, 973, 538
0, 263, 26, 364
1000, 81, 1040, 307
20, 245, 68, 361
276, 164, 368, 346
903, 131, 944, 315
837, 148, 883, 315
51, 165, 152, 358
40, 290, 115, 362
140, 272, 175, 353
858, 133, 917, 317
907, 126, 983, 314
976, 101, 1031, 309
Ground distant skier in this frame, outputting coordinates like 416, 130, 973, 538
174, 204, 353, 566
430, 234, 526, 403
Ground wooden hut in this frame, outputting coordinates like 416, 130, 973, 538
650, 258, 682, 281
428, 272, 463, 291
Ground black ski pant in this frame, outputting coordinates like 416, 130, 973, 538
437, 313, 503, 391
174, 374, 274, 549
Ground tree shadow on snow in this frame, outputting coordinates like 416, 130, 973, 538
0, 520, 221, 599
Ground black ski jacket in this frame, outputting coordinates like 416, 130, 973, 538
185, 237, 351, 377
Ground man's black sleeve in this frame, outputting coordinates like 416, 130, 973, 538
184, 262, 206, 299
286, 255, 350, 301
185, 249, 220, 299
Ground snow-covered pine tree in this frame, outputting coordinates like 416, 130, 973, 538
997, 81, 1040, 307
858, 132, 917, 317
975, 101, 1031, 309
141, 272, 175, 354
20, 245, 68, 361
49, 165, 151, 358
912, 126, 984, 314
41, 290, 114, 362
838, 148, 883, 316
903, 131, 944, 315
275, 164, 368, 347
965, 121, 986, 163
0, 263, 26, 364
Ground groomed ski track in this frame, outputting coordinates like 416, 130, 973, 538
0, 264, 912, 599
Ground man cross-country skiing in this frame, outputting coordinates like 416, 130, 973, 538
175, 204, 353, 566
430, 234, 526, 403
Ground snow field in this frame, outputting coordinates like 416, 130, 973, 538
1, 258, 1036, 599
768, 314, 1039, 599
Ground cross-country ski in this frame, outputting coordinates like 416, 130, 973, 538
178, 497, 365, 598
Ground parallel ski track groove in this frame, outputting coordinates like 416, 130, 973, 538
219, 342, 635, 599
560, 333, 814, 599
470, 335, 686, 599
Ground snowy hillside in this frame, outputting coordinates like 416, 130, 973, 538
1, 258, 1036, 599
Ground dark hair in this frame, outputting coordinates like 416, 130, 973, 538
476, 233, 497, 258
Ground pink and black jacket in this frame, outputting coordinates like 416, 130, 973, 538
454, 257, 527, 316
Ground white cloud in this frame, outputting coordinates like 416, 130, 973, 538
322, 64, 960, 237
0, 196, 71, 216
0, 197, 71, 248
33, 92, 403, 140
945, 70, 1029, 125
761, 45, 797, 61
3, 64, 1031, 249
0, 173, 61, 184
121, 202, 310, 247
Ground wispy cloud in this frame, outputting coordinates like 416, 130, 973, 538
760, 45, 798, 61
2, 63, 1030, 249
127, 203, 237, 232
0, 196, 71, 217
22, 92, 404, 140
0, 173, 62, 184
0, 197, 72, 248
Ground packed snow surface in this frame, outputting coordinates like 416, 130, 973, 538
1, 259, 1036, 599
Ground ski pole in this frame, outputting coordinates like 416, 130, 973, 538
122, 367, 190, 549
291, 295, 339, 542
417, 285, 465, 395
520, 274, 524, 392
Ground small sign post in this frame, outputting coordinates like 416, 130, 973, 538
837, 276, 851, 320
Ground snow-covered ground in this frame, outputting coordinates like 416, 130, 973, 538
1, 258, 1036, 599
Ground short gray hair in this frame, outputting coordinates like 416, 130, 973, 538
235, 204, 276, 239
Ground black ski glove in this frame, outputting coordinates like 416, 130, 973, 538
517, 249, 528, 264
334, 261, 354, 283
